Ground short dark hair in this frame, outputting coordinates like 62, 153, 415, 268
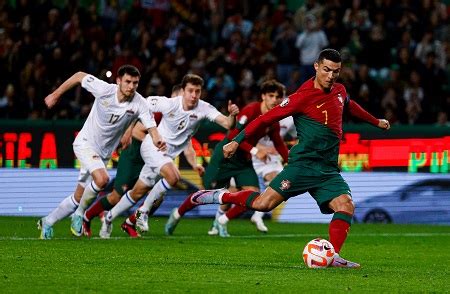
317, 49, 341, 64
117, 65, 141, 78
171, 84, 182, 95
260, 79, 286, 98
181, 74, 204, 88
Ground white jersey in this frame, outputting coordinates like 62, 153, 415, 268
73, 74, 156, 159
147, 95, 221, 156
252, 116, 295, 177
255, 116, 296, 148
280, 116, 296, 138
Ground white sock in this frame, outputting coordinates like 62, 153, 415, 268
252, 211, 265, 219
106, 191, 135, 223
45, 194, 79, 226
75, 181, 102, 216
173, 209, 180, 220
215, 208, 225, 220
139, 179, 171, 213
218, 214, 229, 225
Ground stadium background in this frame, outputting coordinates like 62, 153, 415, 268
0, 0, 449, 224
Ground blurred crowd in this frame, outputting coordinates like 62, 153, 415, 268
0, 0, 449, 125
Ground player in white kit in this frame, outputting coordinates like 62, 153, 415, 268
252, 116, 296, 186
95, 74, 239, 238
249, 116, 296, 230
37, 65, 165, 239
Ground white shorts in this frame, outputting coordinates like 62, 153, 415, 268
138, 135, 178, 187
252, 154, 283, 179
73, 143, 109, 187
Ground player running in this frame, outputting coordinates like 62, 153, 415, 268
38, 65, 165, 239
81, 84, 197, 236
82, 73, 239, 238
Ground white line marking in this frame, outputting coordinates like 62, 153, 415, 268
1, 232, 450, 241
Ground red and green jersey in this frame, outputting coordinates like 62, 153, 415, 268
234, 78, 379, 174
227, 101, 289, 162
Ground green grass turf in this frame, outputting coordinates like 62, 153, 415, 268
0, 216, 449, 293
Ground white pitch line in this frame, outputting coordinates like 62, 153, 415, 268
1, 232, 450, 241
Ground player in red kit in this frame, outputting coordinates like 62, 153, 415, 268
168, 49, 390, 268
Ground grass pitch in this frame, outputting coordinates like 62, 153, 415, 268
0, 216, 449, 293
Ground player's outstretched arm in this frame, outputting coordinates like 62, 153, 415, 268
44, 72, 87, 109
348, 100, 390, 131
226, 100, 239, 129
347, 99, 382, 127
214, 100, 239, 130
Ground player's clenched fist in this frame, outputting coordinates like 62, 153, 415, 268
378, 119, 390, 130
154, 137, 167, 151
194, 165, 205, 176
227, 100, 239, 116
44, 92, 60, 109
223, 141, 239, 158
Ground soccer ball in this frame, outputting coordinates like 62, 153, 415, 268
302, 238, 335, 268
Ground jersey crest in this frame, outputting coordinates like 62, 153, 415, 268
337, 93, 343, 105
280, 180, 291, 191
100, 100, 110, 107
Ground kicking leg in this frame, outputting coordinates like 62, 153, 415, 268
167, 187, 283, 236
191, 187, 283, 212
